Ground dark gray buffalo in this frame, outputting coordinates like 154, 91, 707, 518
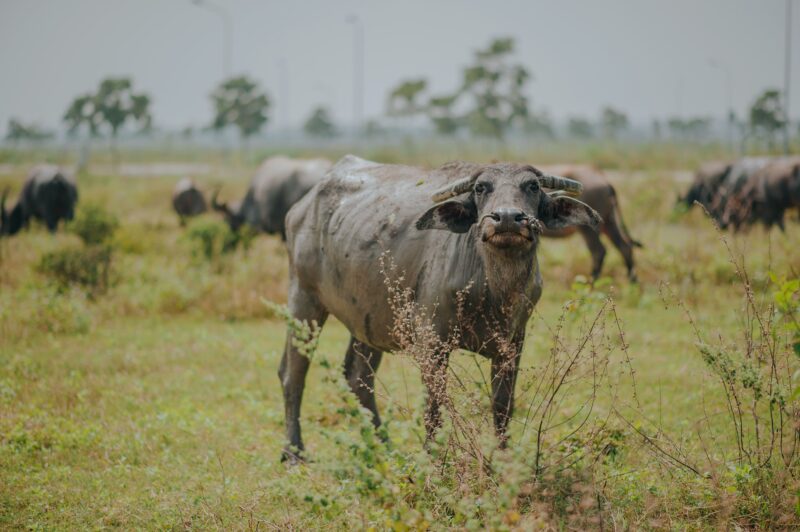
279, 155, 601, 461
540, 165, 642, 281
731, 157, 800, 231
713, 157, 772, 229
172, 177, 207, 225
679, 161, 732, 212
1, 165, 78, 236
212, 156, 331, 238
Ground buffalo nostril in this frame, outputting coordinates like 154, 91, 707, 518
488, 212, 501, 222
514, 213, 526, 222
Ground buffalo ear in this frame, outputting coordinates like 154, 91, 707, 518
539, 195, 602, 231
416, 197, 477, 233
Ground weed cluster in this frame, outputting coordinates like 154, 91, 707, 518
37, 203, 119, 296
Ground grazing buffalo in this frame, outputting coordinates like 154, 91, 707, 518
679, 161, 731, 212
680, 158, 775, 229
1, 165, 78, 236
714, 157, 772, 229
540, 165, 642, 281
212, 156, 331, 239
172, 177, 207, 225
731, 157, 800, 231
279, 155, 600, 461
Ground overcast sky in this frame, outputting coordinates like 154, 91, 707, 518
1, 0, 798, 131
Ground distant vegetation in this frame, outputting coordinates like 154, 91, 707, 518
4, 119, 54, 144
209, 75, 270, 147
62, 77, 152, 169
303, 106, 337, 138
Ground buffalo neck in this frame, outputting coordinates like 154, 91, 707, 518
474, 236, 540, 330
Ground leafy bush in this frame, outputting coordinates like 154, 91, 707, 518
68, 203, 119, 245
185, 219, 255, 264
37, 244, 113, 296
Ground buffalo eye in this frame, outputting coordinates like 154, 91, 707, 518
523, 180, 540, 193
474, 182, 492, 194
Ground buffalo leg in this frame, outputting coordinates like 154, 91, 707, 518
578, 226, 606, 280
604, 220, 637, 282
491, 345, 522, 448
343, 337, 383, 428
278, 280, 328, 463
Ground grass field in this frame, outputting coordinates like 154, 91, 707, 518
1, 146, 799, 529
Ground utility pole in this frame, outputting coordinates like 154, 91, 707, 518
709, 59, 734, 152
784, 0, 793, 154
278, 58, 289, 134
192, 0, 233, 79
346, 14, 364, 137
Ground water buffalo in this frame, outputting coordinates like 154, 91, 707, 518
212, 156, 331, 239
279, 155, 600, 461
540, 165, 642, 281
709, 157, 771, 227
730, 157, 800, 231
1, 165, 78, 236
172, 177, 207, 225
679, 161, 731, 212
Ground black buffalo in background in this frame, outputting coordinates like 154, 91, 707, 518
1, 165, 79, 236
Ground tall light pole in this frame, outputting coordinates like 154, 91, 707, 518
708, 58, 734, 152
346, 14, 364, 136
278, 58, 289, 134
783, 0, 793, 154
192, 0, 233, 79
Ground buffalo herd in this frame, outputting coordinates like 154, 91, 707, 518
679, 156, 800, 231
3, 153, 798, 458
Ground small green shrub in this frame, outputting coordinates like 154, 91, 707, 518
185, 219, 255, 264
68, 203, 119, 245
37, 245, 113, 295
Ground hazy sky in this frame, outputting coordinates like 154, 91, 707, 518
1, 0, 798, 131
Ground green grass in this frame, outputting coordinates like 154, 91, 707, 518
1, 150, 799, 528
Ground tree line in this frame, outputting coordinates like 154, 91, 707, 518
4, 36, 794, 149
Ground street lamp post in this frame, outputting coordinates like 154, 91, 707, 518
278, 58, 289, 134
708, 59, 734, 152
346, 14, 364, 137
784, 0, 793, 154
192, 0, 233, 79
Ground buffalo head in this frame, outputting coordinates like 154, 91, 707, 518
0, 187, 23, 236
211, 188, 245, 232
416, 164, 600, 254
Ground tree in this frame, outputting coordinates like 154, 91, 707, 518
600, 106, 628, 140
568, 117, 594, 139
93, 78, 152, 141
386, 79, 428, 117
749, 89, 786, 149
64, 95, 99, 137
210, 76, 270, 144
651, 119, 662, 141
5, 119, 54, 143
62, 77, 152, 171
458, 37, 530, 139
386, 37, 532, 139
666, 116, 711, 141
428, 94, 461, 136
303, 106, 336, 138
364, 119, 386, 137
